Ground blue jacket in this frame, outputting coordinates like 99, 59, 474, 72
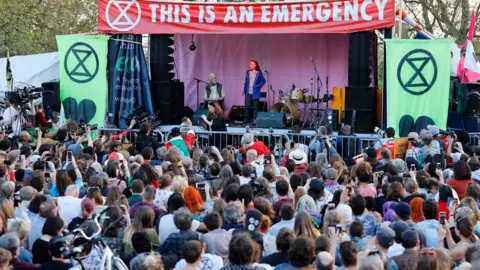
244, 70, 266, 99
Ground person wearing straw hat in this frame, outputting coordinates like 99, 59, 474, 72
287, 149, 308, 174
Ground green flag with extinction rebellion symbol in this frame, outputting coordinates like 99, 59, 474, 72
57, 35, 109, 126
386, 39, 452, 137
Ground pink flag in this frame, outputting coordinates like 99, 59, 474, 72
462, 11, 479, 79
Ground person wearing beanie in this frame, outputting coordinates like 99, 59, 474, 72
324, 168, 343, 193
427, 124, 446, 152
68, 198, 95, 231
387, 221, 409, 259
374, 227, 399, 269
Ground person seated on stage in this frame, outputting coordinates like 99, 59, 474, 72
200, 102, 227, 132
166, 118, 196, 158
204, 73, 225, 109
239, 132, 270, 163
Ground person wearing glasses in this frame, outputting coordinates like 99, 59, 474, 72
204, 73, 225, 110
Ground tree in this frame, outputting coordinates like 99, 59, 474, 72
0, 0, 97, 57
403, 0, 480, 43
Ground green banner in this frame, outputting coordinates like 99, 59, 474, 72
386, 39, 452, 137
57, 35, 109, 126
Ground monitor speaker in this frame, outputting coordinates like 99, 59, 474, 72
457, 83, 480, 114
256, 112, 286, 129
41, 81, 61, 112
151, 81, 184, 124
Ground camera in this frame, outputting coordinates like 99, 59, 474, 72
6, 86, 41, 106
439, 129, 455, 136
75, 123, 98, 136
126, 107, 158, 128
374, 127, 385, 137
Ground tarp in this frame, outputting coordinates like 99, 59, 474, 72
98, 0, 395, 34
108, 34, 153, 128
386, 39, 451, 137
0, 52, 59, 92
57, 35, 110, 126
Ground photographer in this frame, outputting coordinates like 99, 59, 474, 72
308, 126, 337, 157
374, 127, 395, 149
1, 96, 25, 138
135, 122, 158, 155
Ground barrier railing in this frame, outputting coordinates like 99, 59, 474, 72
161, 129, 381, 164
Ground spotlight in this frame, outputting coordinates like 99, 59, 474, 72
189, 42, 196, 51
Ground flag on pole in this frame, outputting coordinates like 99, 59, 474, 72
386, 39, 452, 137
6, 50, 12, 91
464, 11, 478, 72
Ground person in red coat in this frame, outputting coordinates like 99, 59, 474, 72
239, 132, 270, 163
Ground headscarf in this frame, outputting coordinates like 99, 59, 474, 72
409, 197, 424, 223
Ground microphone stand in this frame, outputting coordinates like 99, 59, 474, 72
193, 78, 208, 110
309, 58, 323, 129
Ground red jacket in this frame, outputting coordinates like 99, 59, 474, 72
239, 141, 270, 163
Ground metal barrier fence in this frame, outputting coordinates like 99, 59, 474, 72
160, 129, 381, 164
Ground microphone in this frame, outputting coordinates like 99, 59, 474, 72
309, 56, 315, 63
263, 69, 268, 74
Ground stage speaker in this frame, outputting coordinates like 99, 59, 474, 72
151, 81, 184, 124
192, 110, 208, 125
150, 35, 175, 81
457, 83, 480, 114
343, 110, 375, 134
229, 105, 246, 122
345, 87, 376, 111
41, 81, 60, 112
256, 112, 286, 129
348, 31, 374, 87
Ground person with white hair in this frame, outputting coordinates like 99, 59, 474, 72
204, 73, 225, 109
239, 132, 270, 163
315, 251, 334, 270
0, 232, 37, 269
8, 219, 32, 263
57, 184, 82, 224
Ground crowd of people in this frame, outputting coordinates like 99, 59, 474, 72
0, 99, 479, 270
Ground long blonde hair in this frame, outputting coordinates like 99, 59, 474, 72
462, 197, 480, 221
123, 206, 155, 248
0, 198, 14, 231
294, 211, 318, 239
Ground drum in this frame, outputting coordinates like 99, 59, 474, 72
271, 101, 301, 121
271, 103, 286, 113
290, 88, 304, 102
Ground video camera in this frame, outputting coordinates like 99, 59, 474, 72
74, 121, 98, 136
127, 107, 159, 129
6, 86, 42, 106
439, 129, 455, 137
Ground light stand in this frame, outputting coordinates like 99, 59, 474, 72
193, 78, 208, 110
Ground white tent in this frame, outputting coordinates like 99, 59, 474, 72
0, 52, 59, 92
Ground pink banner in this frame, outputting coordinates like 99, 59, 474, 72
173, 34, 349, 115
